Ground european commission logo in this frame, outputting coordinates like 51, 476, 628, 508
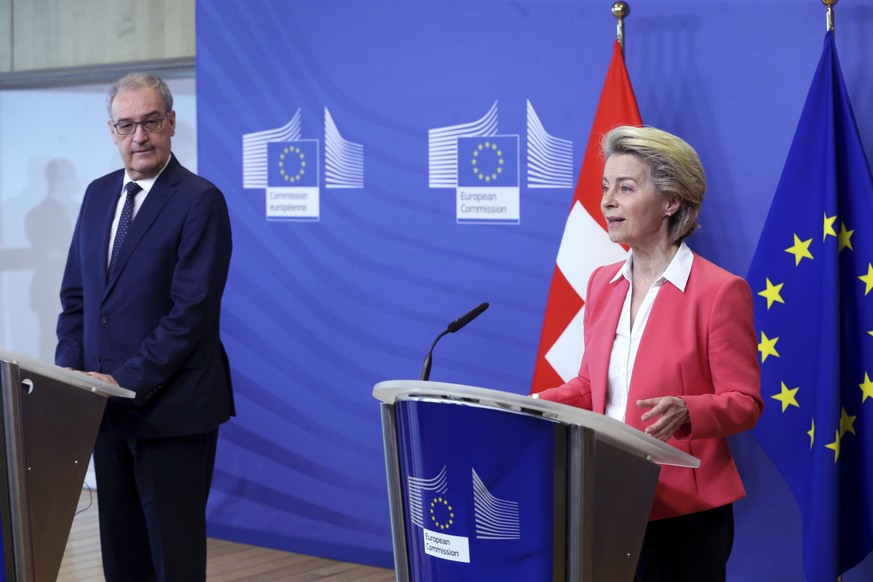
242, 108, 364, 222
406, 465, 521, 564
428, 100, 574, 225
265, 140, 320, 221
456, 135, 519, 224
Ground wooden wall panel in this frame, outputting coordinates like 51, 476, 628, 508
0, 0, 11, 71
3, 0, 194, 73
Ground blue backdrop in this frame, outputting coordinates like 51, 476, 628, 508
195, 1, 873, 579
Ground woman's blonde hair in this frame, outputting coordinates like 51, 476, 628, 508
602, 125, 706, 243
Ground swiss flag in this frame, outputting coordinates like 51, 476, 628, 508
531, 40, 642, 392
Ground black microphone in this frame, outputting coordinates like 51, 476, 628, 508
419, 302, 489, 381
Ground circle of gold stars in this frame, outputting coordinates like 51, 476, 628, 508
471, 141, 504, 183
429, 497, 454, 531
278, 146, 307, 183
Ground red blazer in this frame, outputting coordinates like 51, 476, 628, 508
538, 253, 763, 520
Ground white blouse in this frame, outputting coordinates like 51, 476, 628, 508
604, 242, 693, 422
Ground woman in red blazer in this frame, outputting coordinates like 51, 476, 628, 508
535, 126, 763, 582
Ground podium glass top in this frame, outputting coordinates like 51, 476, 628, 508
374, 379, 699, 468
0, 350, 135, 399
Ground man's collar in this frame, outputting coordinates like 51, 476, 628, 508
123, 154, 173, 193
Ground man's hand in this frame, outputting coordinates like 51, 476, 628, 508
637, 396, 689, 441
86, 371, 119, 386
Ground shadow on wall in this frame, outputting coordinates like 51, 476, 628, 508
0, 157, 78, 362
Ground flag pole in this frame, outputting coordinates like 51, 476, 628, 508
611, 2, 630, 54
822, 0, 837, 32
821, 0, 843, 582
823, 5, 841, 582
821, 3, 840, 576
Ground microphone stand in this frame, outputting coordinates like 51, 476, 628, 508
419, 302, 489, 381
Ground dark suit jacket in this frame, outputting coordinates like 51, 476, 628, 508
538, 253, 763, 520
56, 154, 234, 439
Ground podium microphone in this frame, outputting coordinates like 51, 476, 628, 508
419, 302, 489, 381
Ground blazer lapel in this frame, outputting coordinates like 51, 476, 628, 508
588, 273, 629, 414
628, 261, 693, 403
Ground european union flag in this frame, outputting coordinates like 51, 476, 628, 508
456, 136, 518, 188
747, 31, 873, 580
267, 140, 319, 188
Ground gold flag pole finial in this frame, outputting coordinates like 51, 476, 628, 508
612, 2, 630, 54
822, 0, 837, 32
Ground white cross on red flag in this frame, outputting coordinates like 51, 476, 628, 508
531, 40, 641, 392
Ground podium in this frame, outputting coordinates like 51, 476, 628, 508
0, 350, 134, 582
374, 380, 699, 582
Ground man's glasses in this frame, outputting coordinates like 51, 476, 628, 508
112, 112, 170, 136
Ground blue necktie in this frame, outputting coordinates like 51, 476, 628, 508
108, 181, 142, 276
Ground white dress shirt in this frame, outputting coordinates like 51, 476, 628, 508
107, 159, 171, 268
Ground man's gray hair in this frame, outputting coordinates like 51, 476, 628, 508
106, 73, 174, 118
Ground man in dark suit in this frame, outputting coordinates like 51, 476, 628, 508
55, 73, 234, 582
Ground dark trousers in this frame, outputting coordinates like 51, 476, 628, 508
634, 504, 734, 582
93, 428, 219, 582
